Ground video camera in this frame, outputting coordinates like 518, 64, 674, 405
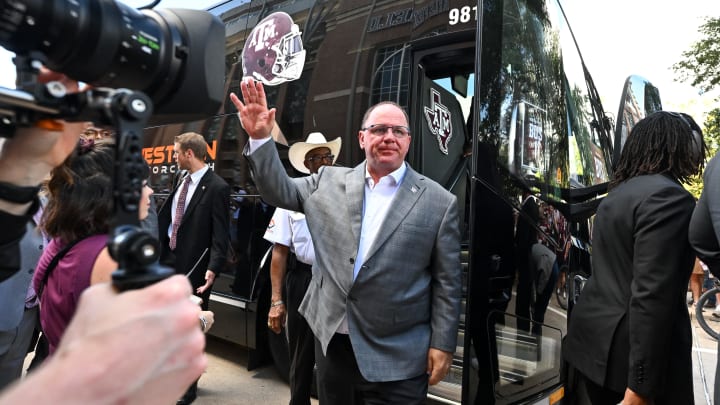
0, 0, 225, 128
0, 0, 226, 290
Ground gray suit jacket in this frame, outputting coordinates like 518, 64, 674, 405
246, 139, 461, 382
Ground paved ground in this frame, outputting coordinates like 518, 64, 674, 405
194, 336, 318, 405
691, 304, 718, 405
199, 309, 717, 405
19, 305, 717, 404
22, 335, 313, 405
202, 312, 719, 405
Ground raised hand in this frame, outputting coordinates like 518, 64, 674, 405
229, 78, 276, 140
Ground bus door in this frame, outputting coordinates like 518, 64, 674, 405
408, 34, 474, 404
409, 21, 567, 402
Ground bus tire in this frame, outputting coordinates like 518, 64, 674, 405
696, 287, 720, 340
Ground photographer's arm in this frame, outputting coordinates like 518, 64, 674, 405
0, 69, 84, 215
0, 122, 85, 209
0, 68, 85, 281
0, 121, 84, 282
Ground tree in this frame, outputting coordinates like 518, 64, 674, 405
675, 17, 720, 197
684, 108, 720, 198
673, 17, 720, 94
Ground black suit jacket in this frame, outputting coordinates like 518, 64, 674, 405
158, 168, 230, 295
563, 174, 695, 402
691, 154, 720, 271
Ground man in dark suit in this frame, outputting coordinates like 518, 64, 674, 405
158, 132, 230, 405
231, 79, 461, 404
690, 153, 720, 405
564, 111, 706, 405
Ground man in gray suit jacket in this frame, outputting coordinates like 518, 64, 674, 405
231, 78, 461, 404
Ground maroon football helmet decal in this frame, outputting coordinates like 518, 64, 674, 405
242, 12, 306, 86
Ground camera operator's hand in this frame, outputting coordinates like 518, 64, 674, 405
229, 78, 276, 140
0, 275, 207, 405
0, 69, 86, 215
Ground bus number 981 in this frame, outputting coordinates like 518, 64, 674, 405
449, 6, 478, 25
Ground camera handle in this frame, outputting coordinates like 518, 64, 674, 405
105, 90, 174, 291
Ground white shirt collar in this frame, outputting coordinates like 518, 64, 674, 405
364, 162, 407, 189
186, 165, 209, 184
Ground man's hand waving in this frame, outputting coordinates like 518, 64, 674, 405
229, 78, 276, 140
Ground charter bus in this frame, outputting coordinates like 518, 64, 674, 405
141, 0, 660, 403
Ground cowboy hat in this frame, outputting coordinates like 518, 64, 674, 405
289, 132, 342, 174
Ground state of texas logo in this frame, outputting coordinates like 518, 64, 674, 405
423, 88, 453, 155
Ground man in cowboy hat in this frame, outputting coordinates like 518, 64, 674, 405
264, 132, 340, 405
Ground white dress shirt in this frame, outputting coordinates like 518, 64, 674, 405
167, 165, 209, 238
337, 162, 407, 334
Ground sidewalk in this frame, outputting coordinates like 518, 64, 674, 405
692, 305, 717, 405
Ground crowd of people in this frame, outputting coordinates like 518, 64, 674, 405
0, 73, 462, 405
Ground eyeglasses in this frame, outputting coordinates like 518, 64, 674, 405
361, 124, 411, 138
305, 154, 334, 163
83, 128, 112, 139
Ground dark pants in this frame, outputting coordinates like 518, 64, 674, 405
574, 371, 623, 405
0, 306, 37, 390
160, 249, 212, 310
286, 261, 314, 405
515, 249, 532, 332
162, 249, 209, 403
315, 334, 428, 405
531, 260, 559, 335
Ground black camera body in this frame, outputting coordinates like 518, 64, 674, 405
0, 0, 225, 126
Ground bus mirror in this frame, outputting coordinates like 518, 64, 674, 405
613, 75, 662, 165
452, 74, 469, 98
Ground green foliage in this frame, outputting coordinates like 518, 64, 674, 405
675, 16, 720, 197
673, 17, 720, 94
704, 108, 720, 154
684, 108, 720, 198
